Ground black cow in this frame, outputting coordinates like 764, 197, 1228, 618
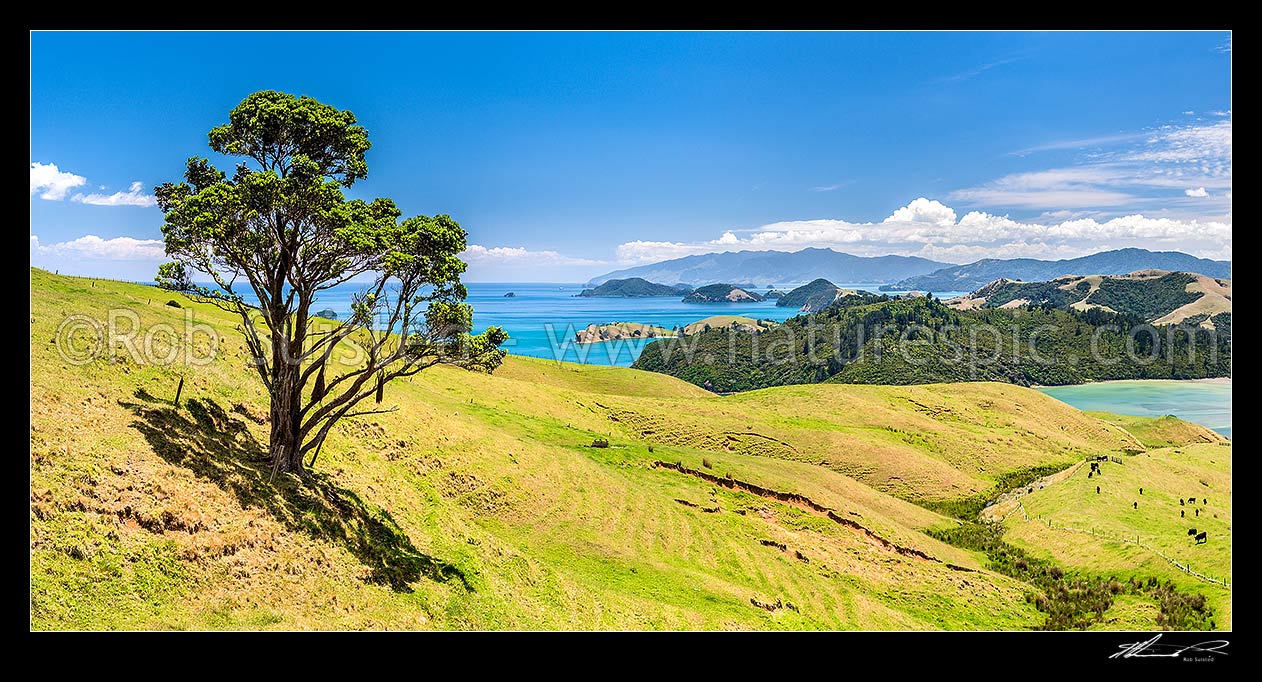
1088, 471, 1093, 478
1133, 501, 1138, 509
1188, 528, 1197, 536
1195, 532, 1207, 544
1181, 510, 1185, 518
1203, 498, 1207, 505
1180, 498, 1185, 506
1096, 486, 1100, 494
1196, 509, 1200, 517
1139, 488, 1144, 495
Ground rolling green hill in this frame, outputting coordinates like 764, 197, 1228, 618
633, 294, 1229, 393
948, 271, 1232, 332
29, 269, 1229, 630
995, 442, 1231, 627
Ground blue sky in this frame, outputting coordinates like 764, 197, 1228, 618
31, 31, 1231, 282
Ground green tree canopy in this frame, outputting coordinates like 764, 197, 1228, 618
156, 90, 506, 478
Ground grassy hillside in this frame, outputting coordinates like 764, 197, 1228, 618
998, 443, 1232, 627
1085, 412, 1227, 449
949, 271, 1231, 329
573, 322, 675, 345
29, 269, 1229, 630
680, 316, 776, 336
491, 355, 712, 399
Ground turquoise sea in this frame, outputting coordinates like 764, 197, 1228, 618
224, 280, 1230, 435
1038, 380, 1232, 438
300, 281, 964, 367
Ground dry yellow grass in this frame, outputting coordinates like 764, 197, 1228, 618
30, 269, 1226, 630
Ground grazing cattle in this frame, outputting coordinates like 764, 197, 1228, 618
1188, 528, 1197, 536
1133, 501, 1138, 509
1181, 510, 1185, 518
1096, 486, 1100, 494
1088, 471, 1093, 478
1180, 499, 1185, 506
1139, 488, 1143, 495
1195, 532, 1207, 544
1028, 488, 1033, 494
1196, 509, 1200, 517
1203, 498, 1207, 505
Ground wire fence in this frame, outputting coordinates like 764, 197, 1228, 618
1023, 502, 1230, 589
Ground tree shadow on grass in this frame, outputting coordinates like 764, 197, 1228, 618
121, 388, 471, 593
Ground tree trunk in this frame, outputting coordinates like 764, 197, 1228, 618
269, 341, 305, 475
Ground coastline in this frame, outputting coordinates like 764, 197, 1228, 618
1032, 377, 1231, 389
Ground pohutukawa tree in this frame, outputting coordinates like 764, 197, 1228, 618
155, 90, 507, 479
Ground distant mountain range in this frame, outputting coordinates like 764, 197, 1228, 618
884, 248, 1231, 293
586, 248, 949, 287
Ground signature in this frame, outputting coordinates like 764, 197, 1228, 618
1111, 634, 1230, 659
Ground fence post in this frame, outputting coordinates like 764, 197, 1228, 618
174, 377, 184, 407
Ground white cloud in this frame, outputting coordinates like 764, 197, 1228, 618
1124, 121, 1231, 165
30, 162, 86, 200
1009, 132, 1147, 156
810, 181, 850, 192
1183, 111, 1196, 116
883, 198, 957, 226
611, 197, 1232, 265
952, 120, 1232, 212
31, 234, 166, 260
939, 56, 1027, 83
460, 245, 606, 267
31, 162, 157, 207
1185, 187, 1209, 197
72, 181, 157, 208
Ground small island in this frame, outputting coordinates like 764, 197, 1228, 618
775, 278, 865, 311
504, 292, 516, 298
313, 308, 339, 320
763, 289, 786, 300
681, 283, 765, 303
577, 277, 692, 298
574, 322, 677, 344
681, 315, 778, 335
